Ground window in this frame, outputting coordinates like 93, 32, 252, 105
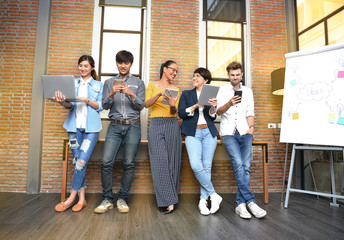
203, 0, 246, 86
296, 0, 344, 50
206, 21, 244, 86
96, 0, 146, 119
98, 1, 146, 82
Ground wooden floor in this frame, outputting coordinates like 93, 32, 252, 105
0, 192, 343, 240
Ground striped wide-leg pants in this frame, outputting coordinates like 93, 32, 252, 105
148, 117, 182, 207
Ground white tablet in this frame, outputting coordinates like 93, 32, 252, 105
162, 88, 179, 105
198, 84, 220, 105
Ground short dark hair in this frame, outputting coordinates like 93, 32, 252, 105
116, 50, 134, 64
226, 61, 243, 73
194, 67, 212, 84
159, 60, 177, 79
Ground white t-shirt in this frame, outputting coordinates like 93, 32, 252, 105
217, 83, 254, 136
185, 90, 215, 125
76, 77, 91, 128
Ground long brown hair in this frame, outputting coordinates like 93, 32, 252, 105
78, 55, 99, 81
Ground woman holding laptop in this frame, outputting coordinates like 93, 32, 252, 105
145, 60, 182, 214
178, 67, 222, 215
52, 55, 103, 212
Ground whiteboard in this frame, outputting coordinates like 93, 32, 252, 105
280, 42, 344, 147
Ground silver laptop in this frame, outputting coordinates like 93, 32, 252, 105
42, 75, 82, 102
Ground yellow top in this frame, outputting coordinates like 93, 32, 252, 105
145, 82, 180, 118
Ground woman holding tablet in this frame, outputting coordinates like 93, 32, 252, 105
178, 67, 222, 215
145, 60, 182, 214
53, 55, 103, 212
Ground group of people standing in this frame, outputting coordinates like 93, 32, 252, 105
53, 50, 267, 219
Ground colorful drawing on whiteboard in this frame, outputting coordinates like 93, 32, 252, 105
337, 116, 344, 125
297, 82, 332, 102
335, 54, 344, 79
337, 71, 344, 78
325, 101, 344, 125
280, 43, 344, 146
290, 79, 297, 87
286, 102, 301, 120
292, 112, 299, 120
328, 112, 336, 124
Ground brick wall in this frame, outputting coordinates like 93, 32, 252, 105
150, 0, 200, 91
1, 0, 289, 195
41, 0, 96, 192
0, 0, 39, 191
250, 0, 289, 191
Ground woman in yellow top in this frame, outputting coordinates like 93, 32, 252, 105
145, 60, 182, 214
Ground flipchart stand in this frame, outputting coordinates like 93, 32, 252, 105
284, 144, 344, 208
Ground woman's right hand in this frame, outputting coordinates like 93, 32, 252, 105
52, 91, 66, 102
52, 91, 72, 108
163, 90, 178, 107
190, 103, 203, 113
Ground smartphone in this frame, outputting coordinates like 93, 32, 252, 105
234, 90, 242, 103
114, 80, 124, 86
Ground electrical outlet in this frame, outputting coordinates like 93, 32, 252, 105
268, 123, 276, 128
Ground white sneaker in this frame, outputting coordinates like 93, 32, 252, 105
117, 198, 129, 213
210, 193, 222, 214
94, 199, 114, 213
235, 203, 252, 219
198, 199, 210, 216
247, 202, 267, 218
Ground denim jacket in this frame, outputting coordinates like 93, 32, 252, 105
63, 77, 103, 133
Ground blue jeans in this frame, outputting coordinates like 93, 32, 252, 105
68, 129, 99, 191
221, 131, 255, 206
101, 122, 141, 202
185, 128, 217, 199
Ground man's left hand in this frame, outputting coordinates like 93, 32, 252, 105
121, 82, 136, 99
246, 127, 254, 135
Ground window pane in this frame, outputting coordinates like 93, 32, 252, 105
207, 39, 241, 78
101, 33, 141, 74
207, 21, 241, 38
203, 0, 246, 22
328, 10, 344, 44
104, 7, 141, 31
298, 23, 325, 50
297, 0, 344, 32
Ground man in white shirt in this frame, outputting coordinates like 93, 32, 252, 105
217, 61, 267, 219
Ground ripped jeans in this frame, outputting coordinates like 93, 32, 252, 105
69, 129, 99, 191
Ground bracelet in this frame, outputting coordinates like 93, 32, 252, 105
249, 125, 254, 128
